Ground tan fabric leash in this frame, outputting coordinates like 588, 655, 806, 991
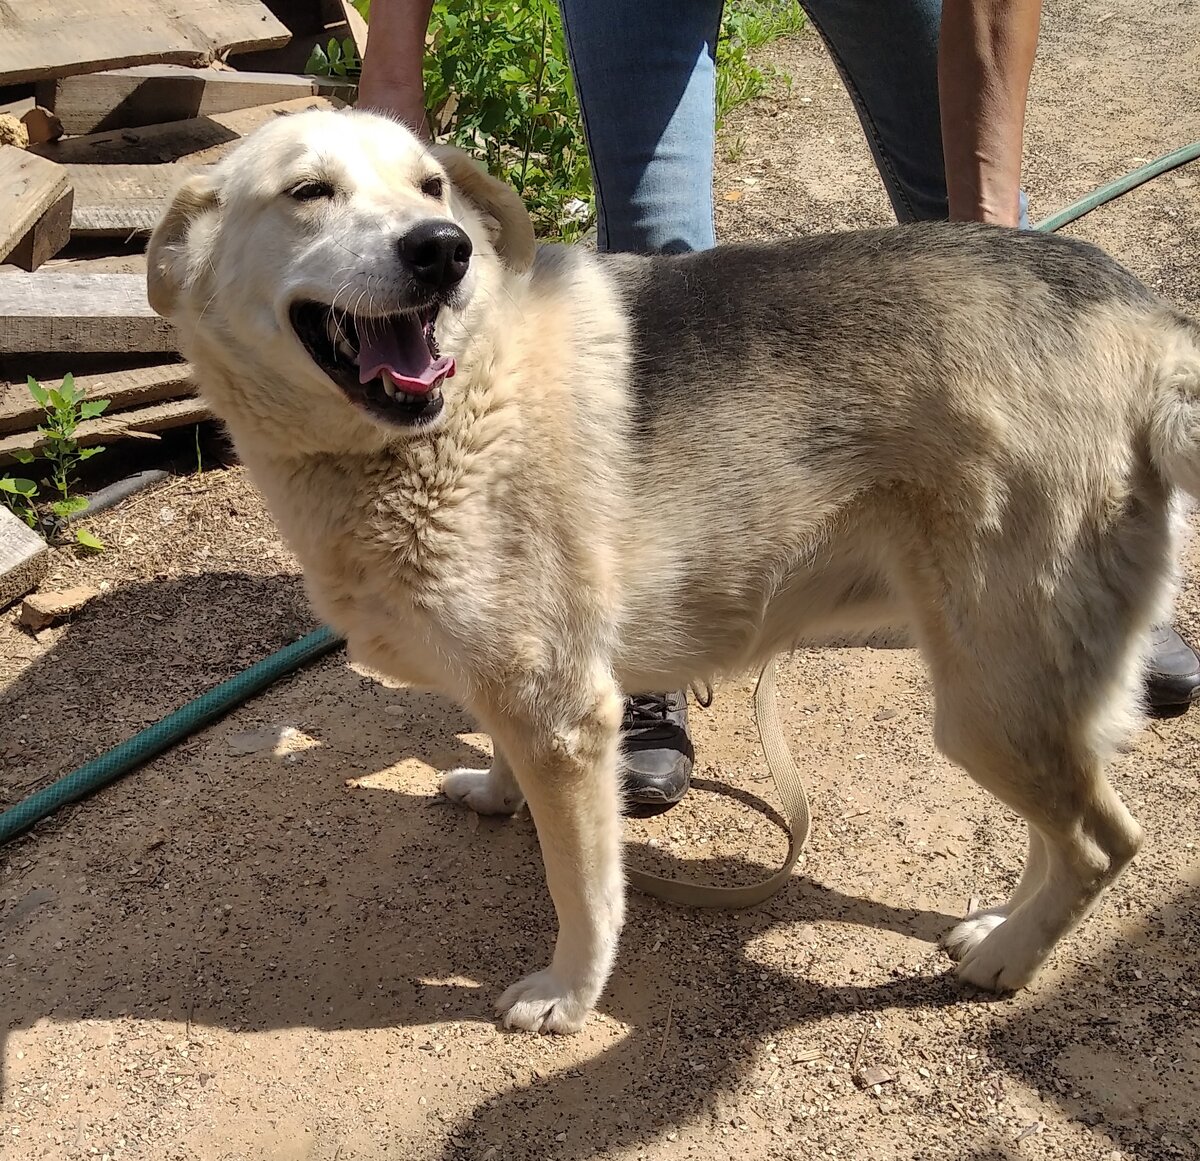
626, 656, 812, 908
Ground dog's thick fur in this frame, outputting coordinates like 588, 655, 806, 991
149, 109, 1200, 1033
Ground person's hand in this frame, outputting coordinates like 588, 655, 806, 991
356, 0, 435, 139
357, 76, 431, 139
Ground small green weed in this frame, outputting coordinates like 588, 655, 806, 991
717, 1, 806, 127
306, 35, 361, 79
0, 469, 38, 527
0, 375, 110, 551
304, 0, 370, 78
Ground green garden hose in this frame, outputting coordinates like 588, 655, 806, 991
0, 626, 343, 843
1, 140, 1198, 848
1034, 141, 1200, 232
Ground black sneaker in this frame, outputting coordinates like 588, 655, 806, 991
1146, 624, 1200, 713
621, 691, 693, 817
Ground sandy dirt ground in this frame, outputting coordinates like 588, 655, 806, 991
2, 1, 1199, 1158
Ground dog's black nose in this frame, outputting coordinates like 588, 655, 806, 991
398, 221, 472, 291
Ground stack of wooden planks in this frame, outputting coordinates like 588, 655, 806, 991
0, 0, 361, 465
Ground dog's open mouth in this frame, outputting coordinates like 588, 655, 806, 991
289, 301, 454, 426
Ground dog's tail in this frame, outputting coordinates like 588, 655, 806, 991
1148, 315, 1200, 499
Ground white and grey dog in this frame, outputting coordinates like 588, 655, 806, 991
149, 109, 1200, 1033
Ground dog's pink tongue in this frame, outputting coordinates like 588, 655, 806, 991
357, 316, 454, 394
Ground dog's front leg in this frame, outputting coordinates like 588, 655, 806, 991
483, 682, 625, 1034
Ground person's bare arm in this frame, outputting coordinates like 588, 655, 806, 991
939, 0, 1042, 226
357, 0, 435, 135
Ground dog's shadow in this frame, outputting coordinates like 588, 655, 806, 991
3, 573, 1194, 1159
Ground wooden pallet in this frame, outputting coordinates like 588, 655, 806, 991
0, 505, 49, 610
39, 65, 349, 135
0, 273, 176, 354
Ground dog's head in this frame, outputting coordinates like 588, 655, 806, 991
148, 109, 535, 449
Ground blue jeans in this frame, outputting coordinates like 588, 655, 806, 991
558, 0, 1027, 253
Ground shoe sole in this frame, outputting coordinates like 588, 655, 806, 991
1147, 682, 1200, 719
622, 791, 687, 819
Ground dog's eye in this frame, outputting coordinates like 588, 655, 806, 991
287, 180, 335, 202
420, 176, 445, 199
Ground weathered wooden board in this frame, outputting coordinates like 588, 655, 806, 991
0, 257, 139, 276
31, 96, 337, 166
0, 147, 71, 268
6, 189, 74, 272
0, 1, 291, 86
32, 97, 339, 237
0, 274, 175, 355
0, 398, 210, 465
60, 164, 196, 238
18, 248, 148, 277
0, 506, 49, 612
39, 65, 340, 135
339, 0, 369, 58
0, 97, 36, 121
0, 362, 193, 436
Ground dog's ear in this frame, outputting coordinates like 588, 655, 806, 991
147, 173, 221, 318
431, 144, 536, 274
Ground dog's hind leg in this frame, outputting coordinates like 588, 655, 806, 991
442, 745, 526, 815
895, 466, 1173, 991
928, 635, 1145, 993
477, 678, 626, 1033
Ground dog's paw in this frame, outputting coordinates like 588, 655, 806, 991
441, 768, 524, 815
941, 909, 1007, 963
944, 913, 1040, 993
496, 970, 592, 1034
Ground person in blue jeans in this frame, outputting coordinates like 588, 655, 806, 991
361, 0, 1200, 812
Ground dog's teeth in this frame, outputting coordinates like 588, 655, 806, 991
381, 377, 397, 398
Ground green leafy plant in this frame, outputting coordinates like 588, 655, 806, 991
304, 0, 371, 78
72, 525, 105, 552
422, 0, 592, 240
8, 374, 111, 550
305, 0, 592, 240
305, 36, 361, 79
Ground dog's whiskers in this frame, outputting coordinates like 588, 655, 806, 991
329, 280, 359, 350
332, 238, 369, 262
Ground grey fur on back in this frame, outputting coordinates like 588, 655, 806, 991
605, 223, 1154, 396
600, 223, 1173, 479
